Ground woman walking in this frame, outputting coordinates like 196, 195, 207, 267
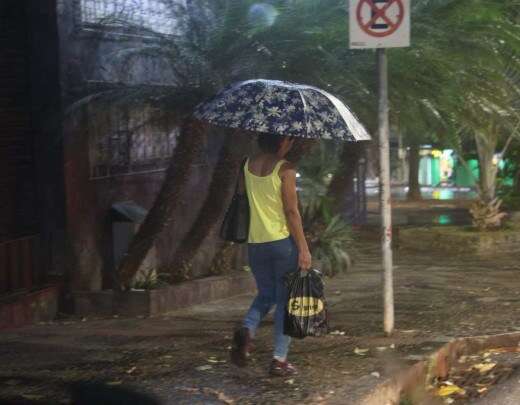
231, 133, 312, 376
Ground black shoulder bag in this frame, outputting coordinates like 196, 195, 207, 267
220, 158, 250, 243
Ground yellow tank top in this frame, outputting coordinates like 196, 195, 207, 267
244, 158, 290, 244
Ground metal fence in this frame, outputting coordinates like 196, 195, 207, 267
79, 0, 183, 35
89, 108, 179, 179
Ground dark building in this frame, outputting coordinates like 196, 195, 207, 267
1, 0, 65, 328
1, 0, 225, 328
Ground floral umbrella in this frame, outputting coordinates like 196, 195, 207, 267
193, 79, 371, 142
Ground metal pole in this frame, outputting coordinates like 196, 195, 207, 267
377, 48, 394, 335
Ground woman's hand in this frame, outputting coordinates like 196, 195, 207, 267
298, 249, 312, 271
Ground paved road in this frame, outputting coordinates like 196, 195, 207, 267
1, 233, 520, 404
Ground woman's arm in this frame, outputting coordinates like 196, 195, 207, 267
280, 162, 312, 271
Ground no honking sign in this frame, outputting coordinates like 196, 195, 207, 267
349, 0, 410, 49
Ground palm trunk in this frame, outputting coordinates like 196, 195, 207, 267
169, 134, 243, 277
515, 167, 520, 195
118, 118, 206, 288
475, 131, 498, 203
407, 143, 422, 201
327, 142, 364, 214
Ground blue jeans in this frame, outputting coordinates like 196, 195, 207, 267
243, 237, 298, 360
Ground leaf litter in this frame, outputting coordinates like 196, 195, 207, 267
431, 346, 520, 403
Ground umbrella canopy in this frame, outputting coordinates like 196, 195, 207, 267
194, 79, 371, 142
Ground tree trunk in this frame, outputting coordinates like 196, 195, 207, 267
327, 142, 364, 214
514, 167, 520, 195
117, 118, 206, 288
407, 143, 422, 201
475, 131, 498, 203
169, 133, 244, 278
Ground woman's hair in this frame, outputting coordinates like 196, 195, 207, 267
257, 133, 285, 154
286, 138, 318, 163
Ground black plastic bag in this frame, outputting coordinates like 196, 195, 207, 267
220, 158, 249, 243
284, 269, 328, 339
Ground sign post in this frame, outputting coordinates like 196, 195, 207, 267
349, 0, 410, 336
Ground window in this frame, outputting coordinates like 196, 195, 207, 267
79, 0, 185, 36
89, 106, 179, 179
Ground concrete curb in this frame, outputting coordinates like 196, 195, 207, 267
360, 332, 520, 405
398, 226, 520, 254
0, 285, 60, 330
73, 272, 255, 317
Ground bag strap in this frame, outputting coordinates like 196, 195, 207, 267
234, 157, 248, 195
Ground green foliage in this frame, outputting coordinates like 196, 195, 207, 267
297, 141, 341, 205
302, 197, 353, 277
497, 150, 520, 210
393, 0, 520, 145
131, 268, 171, 290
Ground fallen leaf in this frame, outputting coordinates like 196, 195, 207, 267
202, 388, 234, 404
178, 387, 200, 394
285, 379, 295, 385
126, 366, 137, 374
473, 363, 496, 373
354, 347, 369, 355
477, 387, 488, 394
405, 354, 425, 361
488, 348, 507, 354
444, 381, 455, 386
21, 394, 45, 401
217, 392, 235, 405
107, 381, 123, 386
437, 385, 465, 397
206, 357, 226, 364
4, 379, 21, 386
196, 365, 213, 371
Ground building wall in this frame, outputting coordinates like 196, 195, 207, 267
56, 1, 226, 290
1, 0, 65, 296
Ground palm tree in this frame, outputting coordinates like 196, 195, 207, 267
389, 0, 520, 208
167, 131, 249, 280
113, 0, 281, 287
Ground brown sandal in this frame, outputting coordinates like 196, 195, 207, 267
269, 359, 298, 376
230, 327, 252, 367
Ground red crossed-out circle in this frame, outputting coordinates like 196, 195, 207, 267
356, 0, 404, 38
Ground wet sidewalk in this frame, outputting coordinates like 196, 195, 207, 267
1, 233, 520, 404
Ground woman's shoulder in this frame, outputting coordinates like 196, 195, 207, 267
279, 160, 296, 176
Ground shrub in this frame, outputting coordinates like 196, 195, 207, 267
302, 197, 353, 277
